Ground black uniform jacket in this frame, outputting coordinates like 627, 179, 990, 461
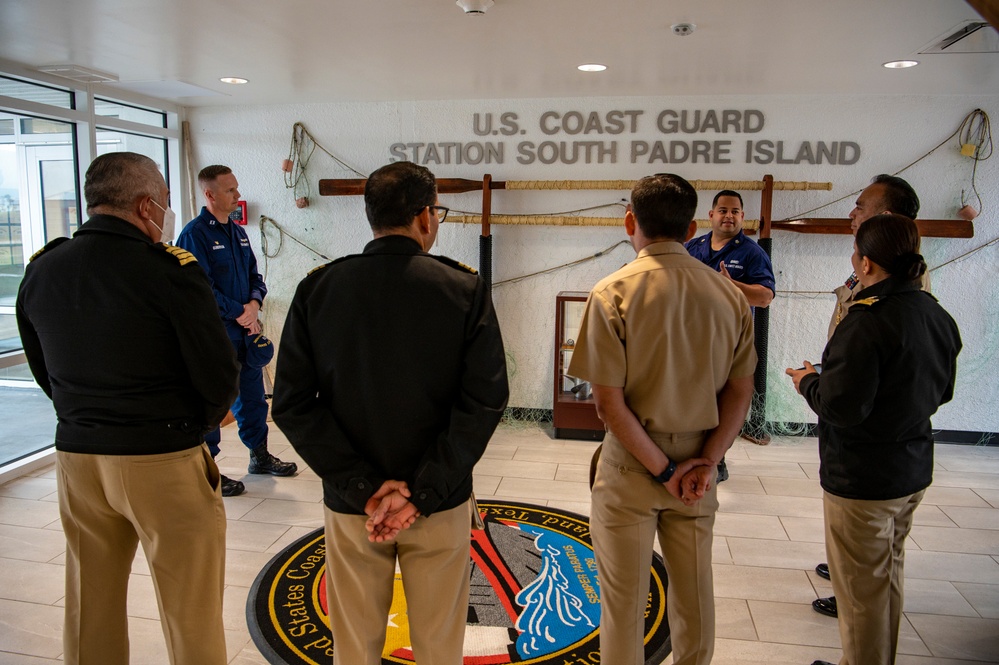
273, 235, 509, 517
800, 276, 961, 501
16, 214, 240, 455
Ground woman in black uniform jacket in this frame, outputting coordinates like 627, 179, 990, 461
786, 213, 961, 665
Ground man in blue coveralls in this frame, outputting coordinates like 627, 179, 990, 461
685, 190, 775, 481
177, 165, 297, 496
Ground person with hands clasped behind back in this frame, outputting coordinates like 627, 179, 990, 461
273, 161, 509, 665
569, 173, 756, 665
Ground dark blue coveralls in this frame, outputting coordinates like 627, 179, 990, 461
176, 207, 268, 457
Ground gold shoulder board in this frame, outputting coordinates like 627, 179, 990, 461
432, 254, 477, 274
29, 237, 70, 261
160, 244, 198, 266
852, 296, 880, 308
307, 263, 328, 276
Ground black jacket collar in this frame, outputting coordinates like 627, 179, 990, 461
75, 214, 155, 244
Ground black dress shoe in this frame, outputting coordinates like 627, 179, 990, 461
810, 661, 836, 665
816, 562, 830, 580
812, 596, 837, 618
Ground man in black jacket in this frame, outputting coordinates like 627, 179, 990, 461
273, 161, 509, 665
16, 152, 239, 665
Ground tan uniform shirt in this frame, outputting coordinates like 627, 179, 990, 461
568, 241, 757, 434
828, 270, 932, 340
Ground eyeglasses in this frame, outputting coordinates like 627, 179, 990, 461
428, 205, 449, 223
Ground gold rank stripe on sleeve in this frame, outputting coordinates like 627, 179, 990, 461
161, 244, 198, 266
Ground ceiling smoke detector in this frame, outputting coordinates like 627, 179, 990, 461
456, 0, 494, 15
671, 23, 696, 37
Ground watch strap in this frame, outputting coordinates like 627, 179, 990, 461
653, 459, 677, 484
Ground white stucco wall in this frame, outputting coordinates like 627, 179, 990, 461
187, 94, 998, 433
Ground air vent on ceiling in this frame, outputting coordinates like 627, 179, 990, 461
37, 64, 119, 83
920, 21, 999, 54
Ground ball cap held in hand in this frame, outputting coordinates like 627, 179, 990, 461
245, 333, 274, 368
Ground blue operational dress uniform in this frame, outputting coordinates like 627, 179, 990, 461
176, 207, 269, 458
684, 229, 776, 298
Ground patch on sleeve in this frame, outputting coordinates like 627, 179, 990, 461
29, 237, 70, 261
158, 244, 198, 266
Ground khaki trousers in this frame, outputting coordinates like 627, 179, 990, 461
324, 500, 472, 665
591, 432, 716, 665
57, 444, 228, 665
824, 489, 925, 665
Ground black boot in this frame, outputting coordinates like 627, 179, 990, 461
248, 445, 298, 476
220, 475, 245, 497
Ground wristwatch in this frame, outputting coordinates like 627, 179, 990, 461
653, 459, 677, 484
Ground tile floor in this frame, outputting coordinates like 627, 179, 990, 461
1, 422, 998, 664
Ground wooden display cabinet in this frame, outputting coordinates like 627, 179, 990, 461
553, 291, 606, 441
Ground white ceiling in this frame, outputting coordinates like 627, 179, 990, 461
1, 0, 997, 107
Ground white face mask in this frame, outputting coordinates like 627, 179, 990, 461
149, 199, 177, 243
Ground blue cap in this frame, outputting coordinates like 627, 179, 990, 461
245, 333, 274, 369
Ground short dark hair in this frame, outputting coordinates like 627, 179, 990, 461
871, 174, 920, 219
198, 165, 233, 190
630, 173, 698, 242
84, 152, 163, 215
364, 162, 437, 231
856, 213, 926, 282
712, 190, 743, 208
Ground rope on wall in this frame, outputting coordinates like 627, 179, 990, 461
285, 122, 366, 205
782, 109, 992, 221
492, 240, 631, 287
503, 179, 830, 191
450, 214, 761, 230
958, 109, 993, 216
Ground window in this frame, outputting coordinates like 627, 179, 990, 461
0, 70, 181, 468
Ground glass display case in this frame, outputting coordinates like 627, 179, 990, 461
553, 291, 605, 441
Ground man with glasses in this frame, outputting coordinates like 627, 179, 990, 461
273, 161, 508, 665
176, 165, 297, 497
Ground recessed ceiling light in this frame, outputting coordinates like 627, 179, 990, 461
882, 60, 919, 69
220, 77, 249, 84
577, 64, 607, 72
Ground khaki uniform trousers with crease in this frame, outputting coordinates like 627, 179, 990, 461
324, 499, 472, 665
57, 444, 228, 665
824, 489, 925, 665
591, 432, 717, 665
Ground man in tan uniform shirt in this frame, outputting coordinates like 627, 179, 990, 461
814, 174, 925, 627
569, 174, 757, 665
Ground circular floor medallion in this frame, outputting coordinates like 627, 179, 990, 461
247, 500, 671, 664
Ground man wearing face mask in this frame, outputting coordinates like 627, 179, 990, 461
16, 152, 239, 663
177, 165, 297, 497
